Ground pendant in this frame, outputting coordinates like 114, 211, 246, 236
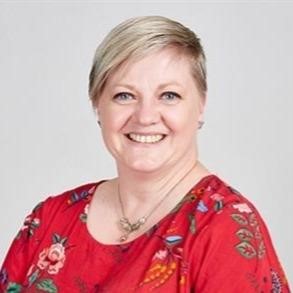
119, 216, 147, 242
120, 234, 128, 242
119, 217, 132, 232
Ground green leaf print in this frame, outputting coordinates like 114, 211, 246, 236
52, 233, 67, 246
28, 269, 40, 286
60, 237, 67, 246
231, 213, 248, 225
52, 233, 61, 244
80, 213, 87, 223
236, 228, 254, 242
188, 214, 196, 234
36, 279, 58, 293
235, 241, 257, 259
6, 282, 22, 293
214, 200, 223, 211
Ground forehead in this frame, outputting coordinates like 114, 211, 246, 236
105, 47, 195, 88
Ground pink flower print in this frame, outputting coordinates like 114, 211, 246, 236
88, 186, 96, 194
22, 216, 40, 230
32, 218, 40, 226
37, 243, 66, 274
21, 216, 31, 230
26, 264, 35, 277
153, 249, 168, 261
17, 216, 40, 239
232, 203, 252, 213
210, 193, 224, 201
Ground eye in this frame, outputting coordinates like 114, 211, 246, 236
161, 91, 181, 104
112, 92, 135, 103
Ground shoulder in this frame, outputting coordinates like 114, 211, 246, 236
15, 180, 105, 242
194, 174, 268, 242
47, 181, 102, 204
186, 174, 274, 266
30, 181, 104, 221
188, 175, 290, 292
194, 174, 260, 217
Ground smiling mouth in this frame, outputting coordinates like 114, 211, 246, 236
126, 133, 166, 144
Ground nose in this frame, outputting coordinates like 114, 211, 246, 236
133, 99, 161, 126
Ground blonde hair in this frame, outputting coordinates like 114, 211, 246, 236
89, 16, 207, 105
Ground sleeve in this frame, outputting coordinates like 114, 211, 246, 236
0, 197, 51, 292
191, 202, 291, 293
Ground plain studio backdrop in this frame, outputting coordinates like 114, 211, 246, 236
0, 1, 292, 285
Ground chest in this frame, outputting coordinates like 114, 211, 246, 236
26, 209, 197, 293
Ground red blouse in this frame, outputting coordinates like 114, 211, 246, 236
0, 175, 290, 292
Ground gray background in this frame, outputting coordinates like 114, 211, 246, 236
1, 1, 292, 285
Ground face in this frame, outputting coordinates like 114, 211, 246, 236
96, 47, 205, 174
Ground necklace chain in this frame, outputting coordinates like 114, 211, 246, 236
117, 161, 198, 242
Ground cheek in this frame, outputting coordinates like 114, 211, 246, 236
165, 106, 198, 132
100, 107, 126, 130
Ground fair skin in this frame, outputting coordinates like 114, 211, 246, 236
87, 47, 211, 244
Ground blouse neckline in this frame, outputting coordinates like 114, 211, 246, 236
84, 174, 217, 248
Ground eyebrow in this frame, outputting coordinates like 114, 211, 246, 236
113, 82, 183, 91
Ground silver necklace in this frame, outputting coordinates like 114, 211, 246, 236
117, 161, 198, 242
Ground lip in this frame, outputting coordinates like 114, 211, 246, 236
125, 132, 167, 136
124, 133, 167, 144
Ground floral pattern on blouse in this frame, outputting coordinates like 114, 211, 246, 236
0, 175, 290, 292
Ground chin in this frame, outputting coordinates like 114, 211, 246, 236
125, 159, 166, 174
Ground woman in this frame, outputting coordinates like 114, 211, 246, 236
0, 16, 290, 292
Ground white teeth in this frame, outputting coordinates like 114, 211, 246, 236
128, 133, 164, 143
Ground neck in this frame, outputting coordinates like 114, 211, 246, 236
114, 152, 208, 208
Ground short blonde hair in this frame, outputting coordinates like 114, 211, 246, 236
89, 16, 207, 105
